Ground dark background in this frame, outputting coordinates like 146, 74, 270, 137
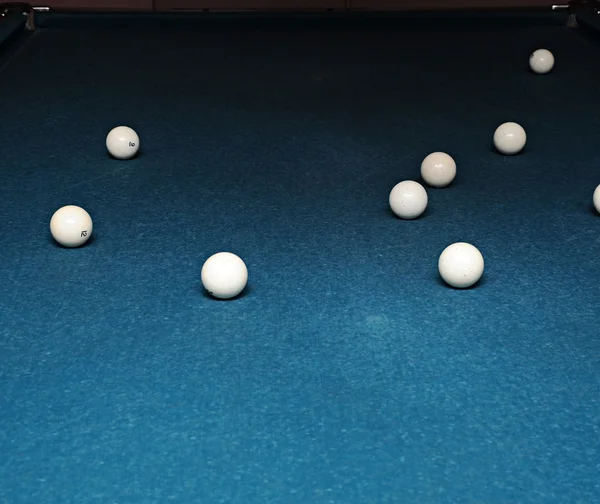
29, 0, 558, 12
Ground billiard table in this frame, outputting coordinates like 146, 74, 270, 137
1, 2, 599, 502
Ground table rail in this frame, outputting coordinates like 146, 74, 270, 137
1, 0, 570, 11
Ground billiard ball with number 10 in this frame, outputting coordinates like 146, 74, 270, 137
106, 126, 140, 159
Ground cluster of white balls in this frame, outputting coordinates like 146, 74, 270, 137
387, 118, 537, 288
388, 120, 528, 225
49, 125, 248, 300
388, 150, 484, 289
388, 120, 528, 289
386, 48, 560, 289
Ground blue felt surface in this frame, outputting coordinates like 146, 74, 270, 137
1, 11, 600, 504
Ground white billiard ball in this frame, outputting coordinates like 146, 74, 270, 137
201, 252, 248, 299
529, 49, 554, 74
421, 152, 457, 188
389, 180, 428, 219
50, 205, 93, 248
438, 242, 484, 289
493, 122, 527, 155
106, 126, 140, 159
593, 184, 600, 214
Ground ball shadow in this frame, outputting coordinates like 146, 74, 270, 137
105, 151, 142, 160
199, 284, 252, 301
385, 206, 433, 219
434, 272, 487, 290
489, 144, 527, 156
47, 233, 97, 248
416, 175, 457, 190
588, 203, 599, 216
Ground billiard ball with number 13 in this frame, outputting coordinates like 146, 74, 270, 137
50, 205, 93, 248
